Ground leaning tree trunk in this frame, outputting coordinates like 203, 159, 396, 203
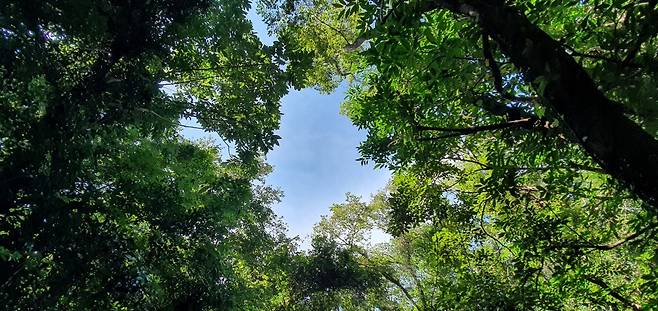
422, 0, 658, 206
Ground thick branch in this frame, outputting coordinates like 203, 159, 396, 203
564, 47, 641, 68
421, 0, 658, 206
416, 117, 538, 141
477, 94, 536, 119
584, 275, 642, 311
380, 270, 422, 311
578, 222, 656, 251
481, 32, 534, 102
352, 247, 421, 311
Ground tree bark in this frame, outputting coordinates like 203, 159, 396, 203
423, 0, 658, 206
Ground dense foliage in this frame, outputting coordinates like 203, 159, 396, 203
0, 0, 295, 309
261, 0, 658, 309
3, 0, 658, 310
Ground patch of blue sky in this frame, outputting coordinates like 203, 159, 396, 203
179, 6, 391, 248
264, 86, 391, 247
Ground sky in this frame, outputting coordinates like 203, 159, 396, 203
180, 8, 391, 246
263, 86, 391, 243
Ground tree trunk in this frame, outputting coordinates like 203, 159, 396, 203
425, 0, 658, 206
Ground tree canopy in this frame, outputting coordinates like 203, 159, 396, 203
2, 0, 658, 310
259, 0, 658, 309
1, 0, 293, 309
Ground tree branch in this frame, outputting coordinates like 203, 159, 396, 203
564, 47, 640, 68
578, 222, 657, 251
311, 14, 351, 45
584, 275, 642, 311
379, 270, 422, 311
622, 0, 658, 65
416, 117, 538, 141
481, 32, 535, 102
444, 156, 605, 174
351, 247, 421, 311
418, 0, 658, 207
168, 62, 268, 74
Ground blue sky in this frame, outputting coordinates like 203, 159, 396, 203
264, 86, 390, 242
180, 8, 390, 245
